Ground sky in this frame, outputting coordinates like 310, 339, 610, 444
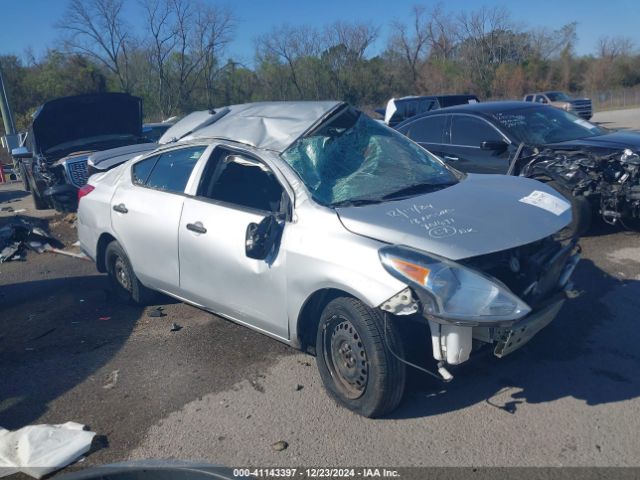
1, 0, 640, 66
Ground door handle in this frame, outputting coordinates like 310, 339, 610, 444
443, 155, 459, 162
186, 222, 207, 234
113, 203, 128, 214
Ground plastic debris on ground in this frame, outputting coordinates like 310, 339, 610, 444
0, 220, 74, 263
0, 421, 96, 479
148, 306, 166, 318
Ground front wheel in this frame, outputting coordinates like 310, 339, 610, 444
18, 163, 30, 192
547, 180, 591, 238
315, 297, 406, 418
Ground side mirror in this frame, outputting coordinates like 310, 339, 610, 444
480, 140, 508, 152
245, 215, 280, 260
11, 146, 32, 159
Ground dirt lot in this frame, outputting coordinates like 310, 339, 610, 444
1, 111, 640, 474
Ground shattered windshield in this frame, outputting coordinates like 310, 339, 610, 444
281, 108, 458, 206
495, 106, 606, 145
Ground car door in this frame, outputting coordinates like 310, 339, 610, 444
445, 114, 511, 174
178, 146, 290, 339
110, 145, 207, 293
399, 114, 450, 159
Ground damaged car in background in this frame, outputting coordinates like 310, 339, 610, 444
78, 101, 580, 417
397, 101, 640, 232
11, 93, 152, 212
511, 146, 640, 229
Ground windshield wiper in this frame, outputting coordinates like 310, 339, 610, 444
330, 197, 385, 208
381, 182, 456, 200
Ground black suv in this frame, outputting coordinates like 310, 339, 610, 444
12, 93, 150, 212
378, 94, 480, 127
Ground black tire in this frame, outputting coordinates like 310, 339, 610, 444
547, 180, 591, 238
31, 188, 49, 210
315, 297, 406, 418
105, 241, 155, 304
18, 163, 30, 192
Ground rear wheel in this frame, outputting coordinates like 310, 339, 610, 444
105, 241, 155, 304
315, 297, 406, 418
547, 180, 591, 238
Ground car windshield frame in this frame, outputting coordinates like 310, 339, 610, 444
280, 107, 460, 207
493, 106, 606, 145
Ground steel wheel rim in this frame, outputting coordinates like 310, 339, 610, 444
113, 255, 131, 291
323, 315, 369, 399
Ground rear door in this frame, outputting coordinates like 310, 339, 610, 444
445, 114, 510, 174
110, 145, 207, 292
178, 146, 291, 339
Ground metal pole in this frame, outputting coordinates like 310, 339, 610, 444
0, 61, 16, 136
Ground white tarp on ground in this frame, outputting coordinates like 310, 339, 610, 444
0, 422, 95, 479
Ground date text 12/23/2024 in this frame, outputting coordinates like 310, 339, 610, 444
232, 468, 401, 478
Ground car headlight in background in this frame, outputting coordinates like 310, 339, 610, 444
379, 245, 531, 324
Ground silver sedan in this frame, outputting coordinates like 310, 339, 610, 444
78, 101, 580, 417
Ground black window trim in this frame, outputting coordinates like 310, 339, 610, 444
129, 143, 210, 197
193, 144, 293, 221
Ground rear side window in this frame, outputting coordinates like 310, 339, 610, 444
524, 95, 533, 102
451, 116, 502, 147
138, 146, 206, 193
132, 155, 159, 185
406, 116, 447, 144
199, 153, 284, 213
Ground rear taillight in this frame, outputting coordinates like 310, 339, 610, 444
78, 184, 95, 201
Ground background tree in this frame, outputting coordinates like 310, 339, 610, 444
57, 0, 133, 91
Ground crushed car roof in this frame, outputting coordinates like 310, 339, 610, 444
159, 101, 343, 152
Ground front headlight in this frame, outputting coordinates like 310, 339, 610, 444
379, 245, 531, 324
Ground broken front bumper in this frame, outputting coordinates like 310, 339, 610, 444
493, 297, 565, 358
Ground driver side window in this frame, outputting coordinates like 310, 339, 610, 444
197, 149, 285, 214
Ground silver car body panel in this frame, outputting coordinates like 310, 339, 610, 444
336, 174, 571, 261
161, 101, 342, 152
87, 143, 158, 171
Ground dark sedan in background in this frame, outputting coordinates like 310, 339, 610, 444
396, 102, 640, 230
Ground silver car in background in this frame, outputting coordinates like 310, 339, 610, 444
78, 101, 580, 417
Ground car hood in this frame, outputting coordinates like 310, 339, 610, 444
336, 174, 571, 261
32, 93, 143, 155
550, 131, 640, 152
